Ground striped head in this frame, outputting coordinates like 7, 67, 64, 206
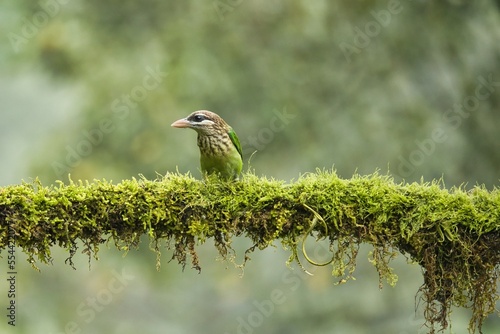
171, 110, 231, 137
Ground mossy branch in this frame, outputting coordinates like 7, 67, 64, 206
1, 171, 499, 333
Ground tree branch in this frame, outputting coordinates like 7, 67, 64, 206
0, 171, 499, 333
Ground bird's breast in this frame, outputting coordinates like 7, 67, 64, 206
197, 134, 231, 156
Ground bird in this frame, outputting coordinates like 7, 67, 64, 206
171, 110, 243, 180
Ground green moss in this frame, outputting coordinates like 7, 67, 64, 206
0, 171, 499, 333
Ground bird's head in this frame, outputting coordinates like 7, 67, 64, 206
171, 110, 229, 136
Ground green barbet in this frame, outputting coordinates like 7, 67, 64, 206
171, 110, 243, 180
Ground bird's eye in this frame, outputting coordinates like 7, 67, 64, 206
193, 114, 205, 122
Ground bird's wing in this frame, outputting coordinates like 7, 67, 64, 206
228, 128, 243, 158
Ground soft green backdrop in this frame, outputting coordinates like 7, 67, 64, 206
1, 1, 499, 333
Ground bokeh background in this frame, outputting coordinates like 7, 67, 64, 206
1, 1, 500, 333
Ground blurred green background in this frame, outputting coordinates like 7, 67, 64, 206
1, 0, 499, 333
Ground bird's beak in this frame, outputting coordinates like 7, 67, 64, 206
171, 118, 191, 128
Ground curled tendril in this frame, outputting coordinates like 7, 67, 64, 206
299, 203, 335, 271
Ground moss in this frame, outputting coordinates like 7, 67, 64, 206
0, 171, 499, 333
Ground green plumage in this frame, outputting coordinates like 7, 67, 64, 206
171, 110, 243, 180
